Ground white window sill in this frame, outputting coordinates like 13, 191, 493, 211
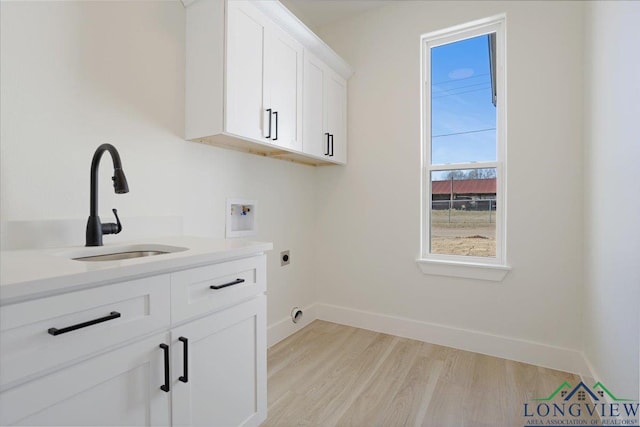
416, 258, 511, 281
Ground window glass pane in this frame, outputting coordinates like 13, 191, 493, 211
430, 168, 496, 257
431, 34, 496, 165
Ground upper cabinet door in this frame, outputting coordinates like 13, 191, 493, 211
303, 53, 328, 158
302, 52, 347, 164
226, 2, 302, 150
264, 27, 303, 152
325, 71, 347, 164
226, 1, 268, 142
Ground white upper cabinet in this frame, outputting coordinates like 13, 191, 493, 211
303, 52, 347, 164
185, 0, 352, 166
225, 2, 302, 151
326, 72, 347, 163
225, 1, 268, 142
303, 54, 327, 159
263, 25, 303, 151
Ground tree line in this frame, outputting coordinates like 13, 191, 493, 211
441, 168, 496, 180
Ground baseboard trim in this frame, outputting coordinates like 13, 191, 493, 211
267, 303, 318, 348
580, 352, 600, 385
315, 303, 590, 376
579, 354, 637, 420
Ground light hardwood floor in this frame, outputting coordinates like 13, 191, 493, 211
263, 320, 592, 427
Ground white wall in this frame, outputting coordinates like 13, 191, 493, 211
0, 1, 317, 330
583, 1, 640, 400
314, 1, 586, 370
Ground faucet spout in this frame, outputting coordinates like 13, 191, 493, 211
86, 144, 129, 246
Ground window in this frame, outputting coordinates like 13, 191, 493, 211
419, 16, 509, 280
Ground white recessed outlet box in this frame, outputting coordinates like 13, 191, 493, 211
281, 250, 290, 266
226, 199, 257, 238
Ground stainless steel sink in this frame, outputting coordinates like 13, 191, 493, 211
64, 244, 188, 262
72, 250, 171, 262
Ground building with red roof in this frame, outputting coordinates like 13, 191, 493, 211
431, 178, 496, 210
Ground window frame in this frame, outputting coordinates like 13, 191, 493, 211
418, 15, 509, 278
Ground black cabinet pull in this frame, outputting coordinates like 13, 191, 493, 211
48, 311, 121, 336
329, 134, 334, 157
159, 343, 170, 392
179, 337, 188, 383
324, 133, 330, 155
273, 111, 278, 141
210, 278, 245, 290
266, 108, 272, 139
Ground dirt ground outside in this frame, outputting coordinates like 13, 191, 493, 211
431, 210, 496, 257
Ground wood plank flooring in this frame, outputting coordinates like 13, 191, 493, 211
262, 320, 593, 427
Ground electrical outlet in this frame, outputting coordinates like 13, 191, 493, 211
280, 250, 290, 266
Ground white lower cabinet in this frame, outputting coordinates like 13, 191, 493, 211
0, 274, 171, 389
0, 332, 171, 426
171, 296, 266, 427
0, 254, 268, 427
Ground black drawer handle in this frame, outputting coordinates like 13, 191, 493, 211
48, 311, 121, 336
210, 278, 245, 290
330, 134, 334, 157
272, 111, 278, 141
266, 108, 272, 139
179, 337, 188, 383
325, 132, 330, 155
159, 343, 170, 392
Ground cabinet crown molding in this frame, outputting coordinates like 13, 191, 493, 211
182, 0, 354, 80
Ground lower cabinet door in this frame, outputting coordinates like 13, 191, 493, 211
0, 333, 171, 426
171, 295, 266, 427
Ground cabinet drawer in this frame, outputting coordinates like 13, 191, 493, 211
171, 255, 266, 323
0, 274, 170, 388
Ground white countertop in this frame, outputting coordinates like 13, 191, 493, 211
0, 236, 273, 304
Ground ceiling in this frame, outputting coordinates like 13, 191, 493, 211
279, 0, 393, 31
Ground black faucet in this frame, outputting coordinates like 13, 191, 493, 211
85, 144, 129, 246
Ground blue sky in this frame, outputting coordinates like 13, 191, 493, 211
431, 34, 496, 166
